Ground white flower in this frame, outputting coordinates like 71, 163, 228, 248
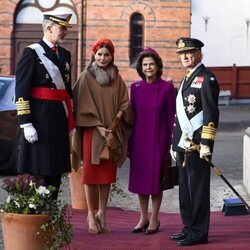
29, 180, 35, 188
36, 186, 50, 196
14, 200, 20, 208
29, 203, 36, 209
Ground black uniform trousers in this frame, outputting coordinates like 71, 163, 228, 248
177, 150, 211, 241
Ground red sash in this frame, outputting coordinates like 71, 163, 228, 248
30, 87, 75, 131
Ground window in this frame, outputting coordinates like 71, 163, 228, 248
130, 13, 144, 66
15, 0, 77, 25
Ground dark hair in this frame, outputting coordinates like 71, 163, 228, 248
136, 52, 163, 80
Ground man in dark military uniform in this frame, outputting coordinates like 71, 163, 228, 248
169, 38, 220, 246
15, 10, 75, 199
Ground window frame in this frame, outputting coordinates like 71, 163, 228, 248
129, 12, 144, 67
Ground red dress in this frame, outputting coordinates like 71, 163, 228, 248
82, 127, 117, 184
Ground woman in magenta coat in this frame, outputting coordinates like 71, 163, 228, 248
128, 47, 175, 234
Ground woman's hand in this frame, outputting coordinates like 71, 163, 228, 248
109, 110, 123, 133
96, 126, 111, 138
96, 126, 116, 149
105, 132, 117, 150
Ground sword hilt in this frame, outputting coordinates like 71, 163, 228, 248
182, 138, 200, 167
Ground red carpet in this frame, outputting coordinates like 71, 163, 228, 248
65, 207, 250, 250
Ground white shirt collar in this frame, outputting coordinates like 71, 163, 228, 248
188, 62, 202, 75
42, 37, 56, 49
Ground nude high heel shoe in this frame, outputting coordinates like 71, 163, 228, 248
87, 216, 100, 234
95, 214, 111, 233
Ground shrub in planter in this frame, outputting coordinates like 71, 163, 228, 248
0, 174, 73, 250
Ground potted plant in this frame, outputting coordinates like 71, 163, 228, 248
0, 174, 73, 250
69, 167, 99, 209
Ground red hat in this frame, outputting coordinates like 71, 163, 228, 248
92, 38, 115, 56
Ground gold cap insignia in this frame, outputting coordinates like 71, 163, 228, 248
178, 39, 185, 49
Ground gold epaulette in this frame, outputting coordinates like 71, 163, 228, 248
16, 97, 31, 115
201, 122, 217, 140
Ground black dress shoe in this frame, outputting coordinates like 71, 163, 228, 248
145, 221, 160, 235
169, 232, 187, 241
131, 222, 149, 233
176, 237, 208, 246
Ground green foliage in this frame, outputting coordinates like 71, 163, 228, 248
109, 177, 130, 202
0, 174, 73, 249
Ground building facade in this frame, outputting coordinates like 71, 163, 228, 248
0, 0, 191, 85
191, 0, 250, 67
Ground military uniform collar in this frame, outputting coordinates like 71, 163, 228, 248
42, 37, 57, 49
187, 62, 203, 75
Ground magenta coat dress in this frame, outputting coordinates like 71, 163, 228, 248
128, 78, 175, 195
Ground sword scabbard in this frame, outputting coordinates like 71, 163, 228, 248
186, 137, 250, 210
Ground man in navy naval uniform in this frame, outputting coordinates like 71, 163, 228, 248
169, 37, 220, 246
15, 10, 75, 199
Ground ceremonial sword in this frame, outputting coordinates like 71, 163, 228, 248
183, 137, 250, 210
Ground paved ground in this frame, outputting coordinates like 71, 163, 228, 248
0, 103, 250, 248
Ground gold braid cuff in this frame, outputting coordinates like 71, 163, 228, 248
16, 97, 31, 115
201, 122, 216, 140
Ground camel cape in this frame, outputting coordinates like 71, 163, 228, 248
72, 69, 133, 169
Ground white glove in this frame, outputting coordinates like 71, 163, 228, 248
199, 144, 211, 159
23, 123, 38, 143
170, 145, 177, 161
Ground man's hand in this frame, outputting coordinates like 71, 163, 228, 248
200, 144, 211, 159
170, 145, 177, 161
23, 123, 38, 143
